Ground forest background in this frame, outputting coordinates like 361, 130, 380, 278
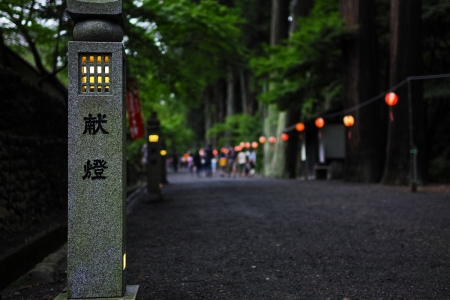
1, 0, 450, 185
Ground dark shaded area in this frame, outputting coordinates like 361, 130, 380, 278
0, 225, 67, 291
0, 67, 68, 238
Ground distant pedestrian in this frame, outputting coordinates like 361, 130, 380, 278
248, 149, 256, 177
188, 152, 194, 175
219, 153, 227, 177
237, 150, 247, 177
227, 147, 237, 177
211, 156, 217, 177
204, 144, 213, 177
193, 150, 202, 177
140, 144, 148, 175
172, 151, 179, 172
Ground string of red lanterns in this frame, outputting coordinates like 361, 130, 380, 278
216, 91, 399, 157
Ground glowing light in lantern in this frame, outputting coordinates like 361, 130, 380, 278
315, 118, 325, 128
259, 136, 266, 144
251, 141, 258, 149
234, 145, 241, 152
281, 133, 289, 142
268, 136, 276, 144
295, 122, 305, 132
213, 149, 218, 156
385, 92, 398, 107
245, 142, 251, 148
343, 115, 355, 127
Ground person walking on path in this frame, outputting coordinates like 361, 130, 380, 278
248, 149, 256, 177
172, 151, 179, 172
236, 149, 247, 177
227, 146, 237, 177
193, 150, 202, 177
204, 144, 213, 177
187, 151, 194, 176
219, 152, 227, 177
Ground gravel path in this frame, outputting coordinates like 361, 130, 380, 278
2, 170, 450, 299
127, 171, 450, 299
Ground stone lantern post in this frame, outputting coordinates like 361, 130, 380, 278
146, 112, 162, 196
60, 0, 138, 298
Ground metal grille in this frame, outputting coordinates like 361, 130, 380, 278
80, 54, 111, 94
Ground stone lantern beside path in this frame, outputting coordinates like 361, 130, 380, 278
146, 112, 162, 196
60, 0, 138, 298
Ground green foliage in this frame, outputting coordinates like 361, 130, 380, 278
207, 113, 262, 146
124, 0, 245, 105
0, 0, 71, 83
123, 0, 247, 158
250, 0, 346, 119
125, 76, 195, 163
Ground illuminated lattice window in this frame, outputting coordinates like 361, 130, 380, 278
80, 54, 111, 94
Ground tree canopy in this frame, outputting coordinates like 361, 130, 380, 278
1, 0, 450, 183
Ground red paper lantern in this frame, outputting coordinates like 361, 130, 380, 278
259, 136, 266, 144
245, 142, 251, 149
295, 122, 305, 132
213, 149, 218, 156
268, 136, 276, 144
234, 146, 241, 152
385, 92, 398, 107
343, 115, 355, 127
239, 142, 245, 148
251, 141, 258, 149
315, 118, 325, 128
281, 133, 289, 142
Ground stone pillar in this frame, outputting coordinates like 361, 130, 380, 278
63, 0, 138, 298
146, 112, 162, 195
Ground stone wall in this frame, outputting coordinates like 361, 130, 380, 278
0, 67, 68, 234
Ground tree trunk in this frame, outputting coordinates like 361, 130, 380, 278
0, 29, 10, 67
226, 65, 234, 117
285, 109, 300, 178
262, 0, 291, 177
340, 0, 385, 183
381, 0, 424, 185
282, 0, 314, 179
239, 69, 248, 115
289, 0, 314, 33
204, 85, 215, 147
271, 0, 291, 46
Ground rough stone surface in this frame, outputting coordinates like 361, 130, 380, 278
67, 41, 126, 298
67, 0, 123, 27
73, 19, 123, 42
